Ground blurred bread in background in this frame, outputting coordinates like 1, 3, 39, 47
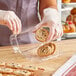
62, 0, 76, 3
71, 0, 76, 2
71, 8, 76, 15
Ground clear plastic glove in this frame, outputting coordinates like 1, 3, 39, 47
34, 8, 63, 41
0, 10, 22, 34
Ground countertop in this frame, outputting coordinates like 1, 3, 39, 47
0, 39, 76, 76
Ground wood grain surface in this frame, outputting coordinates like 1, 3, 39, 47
0, 39, 76, 76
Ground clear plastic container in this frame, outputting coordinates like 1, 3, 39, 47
10, 26, 61, 62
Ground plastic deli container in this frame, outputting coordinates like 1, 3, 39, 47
10, 26, 62, 62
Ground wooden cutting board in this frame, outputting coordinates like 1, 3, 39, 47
0, 39, 76, 76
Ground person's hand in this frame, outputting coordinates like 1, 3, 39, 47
34, 8, 63, 41
0, 10, 22, 34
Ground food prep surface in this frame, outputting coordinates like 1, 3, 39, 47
0, 39, 76, 76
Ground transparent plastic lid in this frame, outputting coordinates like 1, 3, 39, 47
10, 26, 61, 62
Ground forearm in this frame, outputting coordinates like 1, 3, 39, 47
39, 0, 57, 19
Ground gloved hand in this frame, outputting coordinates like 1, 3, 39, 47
0, 10, 22, 34
34, 8, 63, 41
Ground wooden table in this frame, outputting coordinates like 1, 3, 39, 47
0, 39, 76, 76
